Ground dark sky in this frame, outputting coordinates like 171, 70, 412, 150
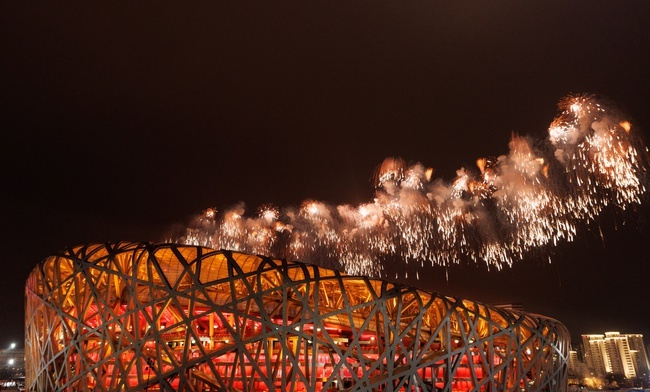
2, 1, 650, 346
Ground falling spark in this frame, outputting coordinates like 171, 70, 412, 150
175, 95, 648, 278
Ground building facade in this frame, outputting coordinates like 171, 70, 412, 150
582, 335, 609, 377
604, 332, 636, 378
25, 242, 570, 392
0, 345, 25, 382
581, 332, 649, 380
627, 334, 650, 380
567, 350, 581, 376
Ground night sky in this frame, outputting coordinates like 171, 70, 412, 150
2, 2, 650, 347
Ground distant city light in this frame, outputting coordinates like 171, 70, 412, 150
10, 342, 16, 349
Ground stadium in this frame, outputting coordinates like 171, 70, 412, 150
25, 242, 569, 391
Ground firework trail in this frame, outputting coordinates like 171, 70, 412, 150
175, 95, 648, 278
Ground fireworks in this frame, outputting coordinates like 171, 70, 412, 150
176, 95, 648, 278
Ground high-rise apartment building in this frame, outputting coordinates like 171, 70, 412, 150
582, 334, 609, 376
604, 332, 636, 378
568, 349, 581, 375
627, 334, 650, 379
582, 332, 649, 379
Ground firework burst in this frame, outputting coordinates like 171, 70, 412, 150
175, 95, 648, 278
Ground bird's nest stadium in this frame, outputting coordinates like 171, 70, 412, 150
25, 242, 569, 391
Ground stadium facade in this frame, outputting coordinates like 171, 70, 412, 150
25, 242, 569, 391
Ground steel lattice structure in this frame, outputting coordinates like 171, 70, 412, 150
25, 242, 569, 391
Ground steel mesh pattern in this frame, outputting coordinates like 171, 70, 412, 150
25, 242, 569, 391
